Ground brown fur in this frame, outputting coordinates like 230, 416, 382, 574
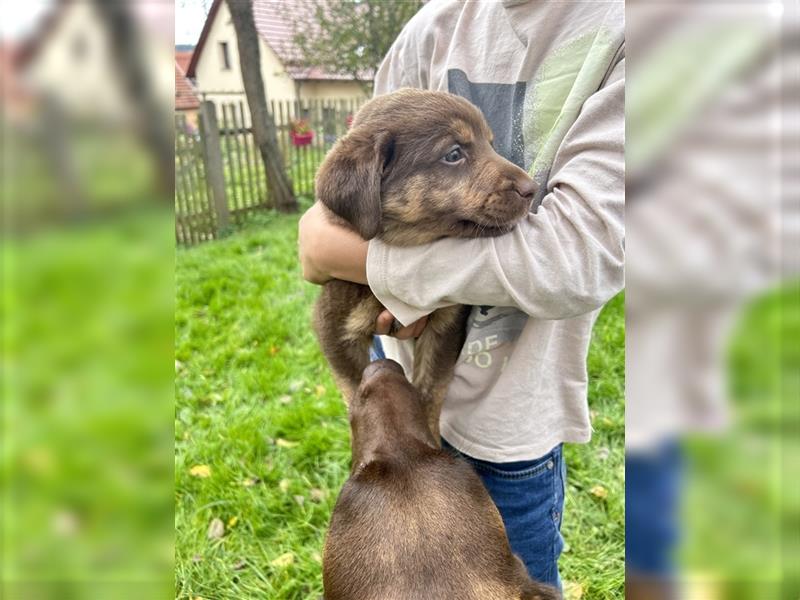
322, 360, 560, 600
313, 89, 536, 437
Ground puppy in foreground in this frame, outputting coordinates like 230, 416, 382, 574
314, 89, 536, 438
322, 359, 560, 600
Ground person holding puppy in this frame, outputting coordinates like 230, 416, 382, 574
299, 0, 624, 589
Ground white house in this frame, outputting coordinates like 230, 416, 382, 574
187, 0, 370, 109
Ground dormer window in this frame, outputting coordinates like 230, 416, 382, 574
220, 41, 231, 70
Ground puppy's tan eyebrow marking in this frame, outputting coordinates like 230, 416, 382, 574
450, 119, 475, 145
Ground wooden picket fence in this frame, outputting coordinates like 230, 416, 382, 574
175, 95, 366, 245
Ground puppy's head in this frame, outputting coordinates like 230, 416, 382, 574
315, 89, 536, 243
348, 359, 436, 471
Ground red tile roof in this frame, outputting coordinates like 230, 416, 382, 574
0, 41, 35, 114
176, 50, 193, 74
175, 59, 200, 110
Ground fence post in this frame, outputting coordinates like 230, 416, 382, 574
199, 100, 230, 233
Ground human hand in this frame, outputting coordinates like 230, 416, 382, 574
375, 309, 428, 340
298, 202, 369, 285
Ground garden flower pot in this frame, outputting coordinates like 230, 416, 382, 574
290, 131, 314, 146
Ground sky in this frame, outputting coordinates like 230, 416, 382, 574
1, 0, 53, 41
176, 0, 211, 46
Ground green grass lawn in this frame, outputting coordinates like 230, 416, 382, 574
175, 211, 625, 599
2, 210, 175, 597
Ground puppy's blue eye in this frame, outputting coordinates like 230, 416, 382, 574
442, 146, 463, 163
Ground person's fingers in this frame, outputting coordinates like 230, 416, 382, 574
412, 316, 428, 338
392, 323, 417, 340
375, 310, 394, 335
393, 316, 428, 340
375, 311, 428, 339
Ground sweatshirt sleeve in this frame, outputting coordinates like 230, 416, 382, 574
367, 60, 626, 327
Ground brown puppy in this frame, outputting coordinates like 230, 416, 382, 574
323, 359, 560, 600
314, 89, 535, 437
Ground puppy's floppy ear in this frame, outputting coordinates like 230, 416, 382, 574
315, 129, 394, 240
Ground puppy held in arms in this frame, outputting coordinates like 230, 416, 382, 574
314, 89, 536, 439
323, 360, 560, 600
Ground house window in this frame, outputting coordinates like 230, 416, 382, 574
220, 41, 232, 70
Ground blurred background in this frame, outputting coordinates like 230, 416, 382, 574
626, 1, 798, 599
1, 0, 175, 597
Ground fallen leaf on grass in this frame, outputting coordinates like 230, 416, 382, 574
311, 550, 322, 563
271, 552, 294, 568
227, 516, 239, 528
53, 509, 79, 536
232, 558, 247, 571
563, 580, 584, 599
589, 485, 608, 500
189, 464, 212, 478
242, 477, 261, 487
207, 517, 225, 540
279, 479, 291, 492
294, 495, 305, 506
309, 488, 327, 502
276, 438, 298, 449
314, 385, 326, 397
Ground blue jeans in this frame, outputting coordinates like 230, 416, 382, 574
626, 441, 683, 577
369, 335, 386, 361
443, 438, 566, 589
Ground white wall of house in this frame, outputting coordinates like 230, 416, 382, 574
298, 80, 366, 101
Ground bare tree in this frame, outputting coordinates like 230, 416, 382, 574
227, 0, 297, 212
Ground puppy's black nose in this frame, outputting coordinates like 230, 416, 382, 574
514, 176, 536, 199
514, 177, 536, 199
362, 359, 404, 382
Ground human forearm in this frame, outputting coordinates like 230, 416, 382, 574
298, 202, 368, 285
